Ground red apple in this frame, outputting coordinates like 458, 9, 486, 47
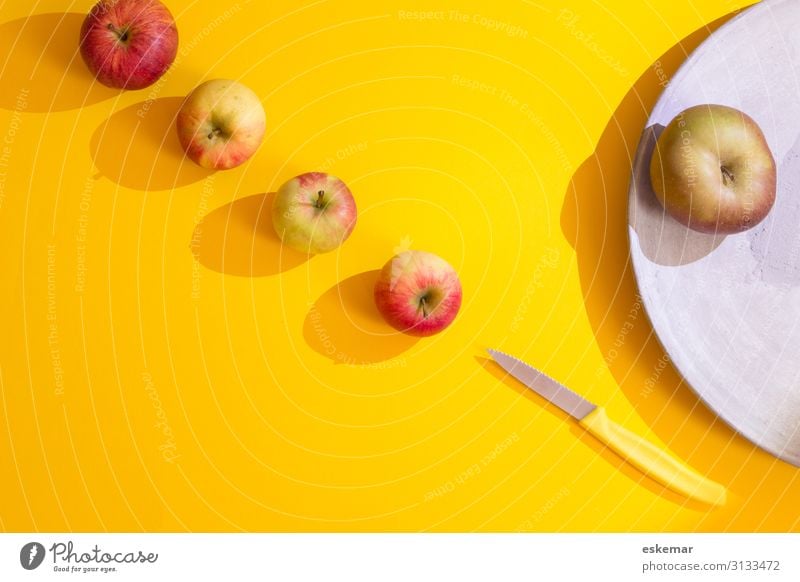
176, 79, 266, 170
271, 172, 357, 254
650, 104, 777, 233
374, 250, 462, 336
79, 0, 178, 90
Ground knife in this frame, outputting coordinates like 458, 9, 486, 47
487, 349, 727, 506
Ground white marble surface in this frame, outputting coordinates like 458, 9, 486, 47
629, 0, 800, 465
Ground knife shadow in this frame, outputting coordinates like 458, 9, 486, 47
568, 426, 719, 513
477, 356, 718, 511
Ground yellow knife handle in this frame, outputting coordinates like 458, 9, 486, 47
579, 407, 727, 506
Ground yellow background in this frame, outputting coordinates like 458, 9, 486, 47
1, 0, 796, 532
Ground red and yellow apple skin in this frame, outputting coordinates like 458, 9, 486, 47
79, 0, 178, 90
176, 79, 266, 170
650, 104, 776, 234
271, 173, 357, 254
374, 251, 462, 337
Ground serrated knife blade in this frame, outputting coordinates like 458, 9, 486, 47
487, 349, 596, 420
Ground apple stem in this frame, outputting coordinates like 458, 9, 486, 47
207, 127, 223, 140
106, 23, 130, 43
315, 190, 325, 209
420, 296, 429, 318
721, 165, 735, 185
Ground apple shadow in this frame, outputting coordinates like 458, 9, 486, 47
90, 97, 213, 191
559, 12, 756, 494
0, 13, 118, 112
629, 123, 726, 266
192, 193, 309, 277
477, 356, 715, 510
304, 271, 419, 365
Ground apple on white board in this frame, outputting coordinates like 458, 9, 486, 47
374, 250, 462, 337
79, 0, 178, 90
650, 104, 776, 234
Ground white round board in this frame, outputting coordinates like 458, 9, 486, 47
629, 0, 800, 465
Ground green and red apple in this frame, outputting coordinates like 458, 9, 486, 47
650, 104, 776, 234
271, 172, 357, 254
374, 250, 462, 336
80, 0, 178, 90
176, 79, 266, 170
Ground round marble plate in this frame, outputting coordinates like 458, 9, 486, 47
629, 0, 800, 465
